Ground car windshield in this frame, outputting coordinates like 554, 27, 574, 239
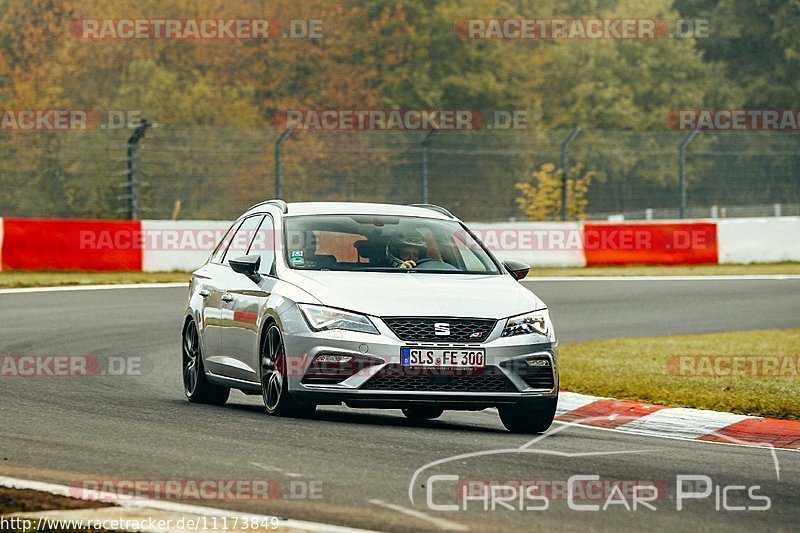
283, 215, 500, 274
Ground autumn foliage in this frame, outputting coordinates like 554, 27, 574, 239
515, 163, 593, 221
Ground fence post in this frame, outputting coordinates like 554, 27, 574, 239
126, 118, 150, 220
560, 127, 582, 221
274, 128, 293, 199
679, 130, 699, 219
421, 129, 437, 204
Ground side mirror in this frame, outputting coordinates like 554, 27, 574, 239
503, 260, 530, 281
229, 255, 262, 282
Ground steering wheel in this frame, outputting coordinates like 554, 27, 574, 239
413, 258, 458, 271
386, 247, 435, 268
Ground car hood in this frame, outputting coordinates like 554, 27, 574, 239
281, 270, 544, 319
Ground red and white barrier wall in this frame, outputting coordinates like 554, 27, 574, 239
0, 217, 797, 271
139, 220, 232, 272
1, 218, 143, 271
470, 221, 720, 267
716, 217, 800, 264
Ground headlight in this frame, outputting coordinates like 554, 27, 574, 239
298, 304, 379, 335
502, 309, 553, 338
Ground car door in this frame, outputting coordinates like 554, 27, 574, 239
217, 214, 275, 382
198, 219, 241, 368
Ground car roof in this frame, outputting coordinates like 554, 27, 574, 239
246, 201, 455, 220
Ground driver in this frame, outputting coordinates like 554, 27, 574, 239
387, 232, 428, 269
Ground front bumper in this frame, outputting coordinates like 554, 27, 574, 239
280, 307, 559, 408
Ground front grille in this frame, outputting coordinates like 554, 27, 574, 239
361, 364, 518, 393
501, 357, 555, 389
382, 317, 496, 343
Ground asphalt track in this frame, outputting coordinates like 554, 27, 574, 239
1, 279, 798, 532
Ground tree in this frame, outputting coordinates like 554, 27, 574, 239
516, 163, 593, 221
675, 0, 800, 108
536, 0, 734, 130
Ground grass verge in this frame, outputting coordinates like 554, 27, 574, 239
0, 271, 189, 289
560, 329, 800, 420
0, 487, 107, 515
0, 487, 113, 532
530, 262, 800, 277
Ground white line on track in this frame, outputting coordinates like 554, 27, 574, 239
367, 499, 467, 531
249, 462, 282, 472
0, 475, 376, 533
0, 282, 187, 295
250, 461, 305, 478
524, 275, 800, 281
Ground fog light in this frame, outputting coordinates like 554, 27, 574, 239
314, 354, 353, 364
525, 358, 550, 367
302, 354, 381, 385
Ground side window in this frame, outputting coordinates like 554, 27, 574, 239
248, 215, 276, 273
210, 220, 242, 264
222, 215, 264, 265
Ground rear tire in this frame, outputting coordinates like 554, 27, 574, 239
182, 319, 230, 405
402, 406, 444, 420
261, 324, 316, 418
498, 397, 557, 434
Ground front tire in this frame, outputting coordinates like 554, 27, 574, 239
182, 319, 230, 405
498, 397, 557, 434
261, 324, 316, 418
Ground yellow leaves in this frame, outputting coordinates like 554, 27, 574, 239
515, 163, 594, 221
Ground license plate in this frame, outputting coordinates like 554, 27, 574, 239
401, 348, 486, 368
